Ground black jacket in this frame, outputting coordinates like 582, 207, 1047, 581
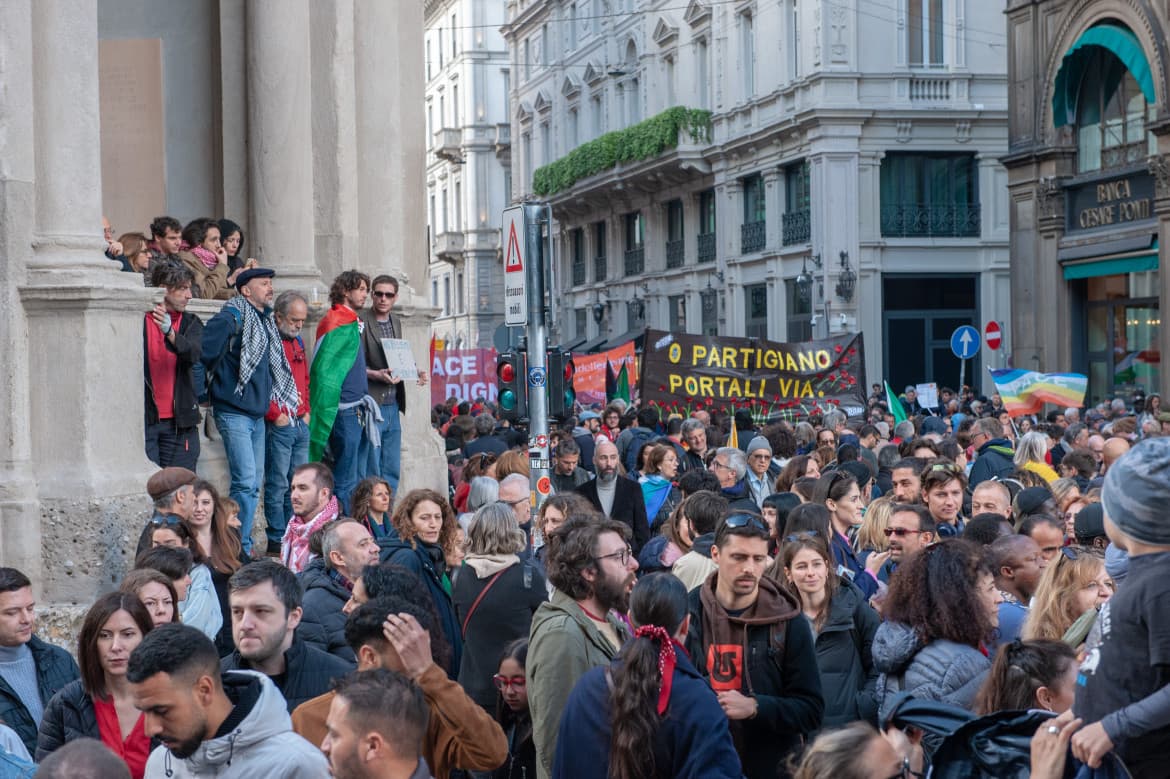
296, 559, 357, 664
221, 635, 352, 712
358, 308, 407, 410
722, 480, 761, 514
685, 581, 823, 779
575, 476, 650, 554
378, 528, 463, 677
464, 435, 509, 458
0, 636, 80, 756
813, 583, 881, 728
968, 439, 1016, 488
34, 679, 96, 761
143, 309, 204, 428
452, 561, 548, 711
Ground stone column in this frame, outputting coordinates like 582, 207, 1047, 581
21, 0, 154, 605
246, 0, 321, 290
353, 0, 444, 495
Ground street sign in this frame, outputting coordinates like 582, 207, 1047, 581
985, 320, 1002, 351
502, 206, 527, 326
950, 325, 980, 360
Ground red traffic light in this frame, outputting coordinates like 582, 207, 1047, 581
498, 362, 515, 383
563, 359, 575, 381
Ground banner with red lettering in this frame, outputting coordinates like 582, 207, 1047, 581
431, 348, 498, 406
573, 341, 639, 408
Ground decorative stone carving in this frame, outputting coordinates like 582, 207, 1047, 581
896, 120, 912, 143
1036, 176, 1065, 221
830, 5, 848, 62
1149, 154, 1170, 199
956, 120, 972, 143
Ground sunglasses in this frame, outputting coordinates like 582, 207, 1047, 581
373, 291, 398, 299
492, 674, 526, 691
723, 514, 769, 534
149, 515, 183, 529
883, 527, 925, 537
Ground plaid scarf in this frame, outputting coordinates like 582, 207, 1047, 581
223, 296, 300, 416
326, 567, 354, 593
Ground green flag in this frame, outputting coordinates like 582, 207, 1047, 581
614, 363, 631, 404
884, 381, 908, 426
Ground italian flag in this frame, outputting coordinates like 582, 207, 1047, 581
309, 305, 361, 461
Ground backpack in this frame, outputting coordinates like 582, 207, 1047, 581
202, 305, 244, 405
623, 428, 656, 472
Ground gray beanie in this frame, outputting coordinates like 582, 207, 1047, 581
746, 436, 772, 456
1102, 437, 1170, 546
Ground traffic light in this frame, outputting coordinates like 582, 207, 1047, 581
547, 350, 576, 420
496, 351, 528, 422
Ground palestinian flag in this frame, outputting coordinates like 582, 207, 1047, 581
309, 305, 362, 461
884, 381, 908, 426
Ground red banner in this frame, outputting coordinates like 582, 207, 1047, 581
573, 341, 639, 408
431, 348, 498, 406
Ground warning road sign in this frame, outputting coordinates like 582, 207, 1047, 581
503, 207, 527, 326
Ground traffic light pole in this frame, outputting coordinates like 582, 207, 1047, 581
523, 202, 551, 517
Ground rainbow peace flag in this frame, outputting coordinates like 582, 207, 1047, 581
988, 369, 1087, 416
309, 305, 361, 461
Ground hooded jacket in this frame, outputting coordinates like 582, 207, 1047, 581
528, 589, 629, 779
296, 558, 356, 664
144, 671, 329, 779
811, 583, 881, 728
968, 438, 1016, 488
872, 621, 990, 723
220, 635, 352, 713
685, 574, 823, 779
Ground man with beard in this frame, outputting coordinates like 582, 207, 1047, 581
262, 291, 312, 555
128, 622, 328, 777
986, 534, 1046, 650
575, 440, 649, 554
321, 669, 431, 779
527, 516, 637, 779
143, 262, 203, 470
685, 515, 822, 777
549, 439, 591, 495
877, 503, 936, 583
889, 457, 926, 504
281, 463, 342, 573
220, 561, 352, 712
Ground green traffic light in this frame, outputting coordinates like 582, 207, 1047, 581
500, 390, 516, 410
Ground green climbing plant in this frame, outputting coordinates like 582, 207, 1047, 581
532, 106, 713, 196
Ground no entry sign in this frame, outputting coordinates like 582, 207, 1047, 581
985, 321, 1002, 351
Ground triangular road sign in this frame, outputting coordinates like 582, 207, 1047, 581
505, 223, 524, 273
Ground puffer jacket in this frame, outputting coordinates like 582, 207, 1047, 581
0, 637, 79, 756
296, 559, 356, 664
144, 671, 329, 778
872, 621, 990, 722
968, 439, 1016, 488
33, 680, 97, 761
813, 583, 880, 728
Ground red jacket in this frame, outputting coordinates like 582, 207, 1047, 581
266, 336, 310, 421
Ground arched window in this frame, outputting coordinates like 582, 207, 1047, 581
1075, 48, 1155, 172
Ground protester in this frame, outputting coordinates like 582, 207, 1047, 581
554, 573, 742, 778
575, 439, 651, 554
146, 216, 182, 269
775, 455, 820, 494
118, 570, 179, 628
853, 495, 892, 564
708, 447, 759, 513
492, 639, 535, 779
986, 534, 1046, 649
744, 436, 780, 509
145, 467, 197, 528
1022, 546, 1111, 646
684, 514, 823, 776
887, 457, 924, 504
1018, 513, 1066, 564
812, 471, 885, 599
453, 503, 547, 713
127, 623, 329, 777
35, 738, 129, 779
669, 492, 731, 591
638, 443, 682, 532
920, 461, 967, 537
281, 462, 342, 572
298, 518, 379, 663
143, 262, 203, 471
176, 218, 236, 300
216, 219, 248, 272
185, 480, 245, 652
968, 417, 1016, 487
35, 593, 154, 777
974, 639, 1078, 715
132, 547, 194, 622
528, 516, 636, 779
320, 669, 433, 779
377, 489, 463, 676
549, 439, 592, 495
970, 480, 1013, 519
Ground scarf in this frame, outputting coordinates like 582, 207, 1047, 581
191, 245, 219, 269
463, 553, 519, 578
639, 474, 673, 523
632, 625, 686, 715
326, 567, 354, 593
224, 296, 300, 416
281, 495, 340, 573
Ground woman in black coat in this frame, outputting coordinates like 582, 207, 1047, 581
36, 593, 156, 778
776, 534, 880, 728
377, 488, 463, 677
492, 639, 537, 779
453, 503, 547, 712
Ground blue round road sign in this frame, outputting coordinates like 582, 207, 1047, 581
528, 366, 547, 387
950, 325, 980, 360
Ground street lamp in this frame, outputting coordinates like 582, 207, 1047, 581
795, 253, 822, 305
836, 250, 856, 303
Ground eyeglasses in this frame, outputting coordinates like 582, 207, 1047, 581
595, 546, 634, 566
723, 514, 769, 534
501, 497, 529, 508
711, 460, 733, 471
492, 674, 526, 691
373, 291, 397, 299
883, 527, 925, 538
1060, 546, 1084, 561
784, 530, 819, 543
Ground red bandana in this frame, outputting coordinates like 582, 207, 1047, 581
635, 624, 678, 715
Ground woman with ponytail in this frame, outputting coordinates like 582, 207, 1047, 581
552, 572, 741, 779
974, 639, 1079, 715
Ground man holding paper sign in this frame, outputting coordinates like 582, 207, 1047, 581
360, 275, 427, 491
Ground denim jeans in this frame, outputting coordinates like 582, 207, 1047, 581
361, 401, 402, 491
213, 409, 266, 553
329, 405, 364, 513
263, 417, 310, 547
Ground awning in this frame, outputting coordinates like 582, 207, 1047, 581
1063, 252, 1159, 279
1053, 23, 1156, 127
599, 328, 646, 353
560, 336, 588, 352
573, 334, 610, 354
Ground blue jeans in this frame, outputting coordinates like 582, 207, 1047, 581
263, 417, 310, 547
214, 409, 266, 553
361, 401, 402, 491
329, 405, 363, 513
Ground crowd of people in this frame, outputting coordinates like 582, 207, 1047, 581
0, 220, 1159, 777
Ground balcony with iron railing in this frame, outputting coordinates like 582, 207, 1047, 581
782, 209, 810, 246
879, 203, 981, 238
571, 256, 587, 285
665, 239, 685, 269
741, 220, 766, 254
594, 254, 607, 282
624, 247, 645, 276
697, 232, 716, 263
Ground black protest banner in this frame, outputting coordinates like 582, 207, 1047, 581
639, 329, 867, 419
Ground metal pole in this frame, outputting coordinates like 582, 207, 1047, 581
523, 202, 551, 523
959, 358, 966, 400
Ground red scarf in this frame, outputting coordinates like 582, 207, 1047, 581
634, 625, 688, 715
191, 245, 218, 269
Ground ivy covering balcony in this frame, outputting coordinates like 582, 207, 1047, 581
532, 107, 712, 197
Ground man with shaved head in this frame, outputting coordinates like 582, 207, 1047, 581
987, 534, 1046, 649
575, 439, 649, 553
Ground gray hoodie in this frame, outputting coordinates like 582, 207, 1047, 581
872, 621, 990, 722
144, 671, 330, 779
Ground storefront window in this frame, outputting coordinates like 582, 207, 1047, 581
1084, 269, 1160, 403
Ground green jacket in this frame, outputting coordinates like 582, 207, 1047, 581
528, 590, 629, 779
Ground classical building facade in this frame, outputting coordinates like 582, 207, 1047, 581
0, 0, 439, 617
425, 0, 513, 349
1004, 0, 1167, 405
503, 0, 1011, 394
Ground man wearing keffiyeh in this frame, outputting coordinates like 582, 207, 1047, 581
202, 267, 297, 554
